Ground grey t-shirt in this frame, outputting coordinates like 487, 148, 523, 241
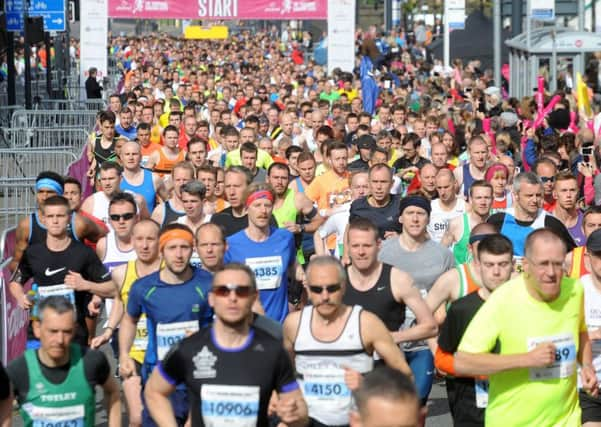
378, 237, 454, 292
378, 237, 454, 351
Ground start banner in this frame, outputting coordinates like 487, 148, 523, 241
108, 0, 327, 19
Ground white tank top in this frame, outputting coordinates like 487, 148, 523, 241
428, 198, 466, 243
92, 191, 111, 226
103, 231, 136, 322
294, 305, 373, 426
580, 274, 601, 384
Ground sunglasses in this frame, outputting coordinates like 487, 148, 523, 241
212, 284, 254, 298
308, 284, 342, 294
109, 212, 135, 221
539, 176, 556, 183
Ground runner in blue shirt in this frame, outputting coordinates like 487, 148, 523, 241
118, 223, 213, 427
225, 183, 304, 323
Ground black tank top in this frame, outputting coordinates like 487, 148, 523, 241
28, 212, 78, 244
162, 200, 185, 228
93, 136, 117, 173
343, 263, 405, 331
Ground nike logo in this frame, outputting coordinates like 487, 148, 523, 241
45, 267, 66, 276
376, 286, 386, 292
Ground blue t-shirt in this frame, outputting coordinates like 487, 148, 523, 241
225, 227, 296, 323
127, 267, 213, 380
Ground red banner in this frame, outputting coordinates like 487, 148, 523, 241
108, 0, 327, 20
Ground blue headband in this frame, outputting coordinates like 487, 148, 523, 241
35, 178, 63, 196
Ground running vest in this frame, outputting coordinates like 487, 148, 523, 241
273, 189, 298, 227
121, 168, 157, 212
429, 198, 466, 243
28, 211, 78, 244
500, 208, 547, 269
295, 305, 373, 426
93, 136, 117, 173
102, 230, 136, 272
581, 274, 601, 384
295, 176, 305, 193
91, 191, 111, 226
452, 214, 471, 265
161, 200, 185, 228
456, 263, 480, 299
121, 260, 148, 364
462, 163, 476, 199
154, 148, 185, 175
21, 345, 95, 427
343, 264, 405, 331
569, 246, 589, 279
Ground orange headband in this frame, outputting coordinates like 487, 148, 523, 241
159, 229, 194, 251
245, 190, 274, 207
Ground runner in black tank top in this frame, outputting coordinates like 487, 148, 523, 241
161, 200, 185, 228
344, 263, 405, 331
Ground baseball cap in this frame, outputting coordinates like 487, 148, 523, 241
587, 229, 601, 253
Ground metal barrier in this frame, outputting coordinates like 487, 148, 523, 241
0, 149, 78, 179
35, 99, 105, 111
10, 109, 97, 130
6, 127, 90, 152
0, 106, 23, 128
0, 178, 36, 233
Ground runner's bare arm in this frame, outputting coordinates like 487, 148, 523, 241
102, 374, 122, 427
9, 216, 30, 272
144, 371, 178, 427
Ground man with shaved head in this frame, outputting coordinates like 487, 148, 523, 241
428, 169, 466, 243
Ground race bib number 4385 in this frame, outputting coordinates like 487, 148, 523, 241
245, 256, 283, 290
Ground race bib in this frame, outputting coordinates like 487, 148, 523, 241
133, 315, 148, 352
37, 284, 75, 305
156, 320, 199, 360
246, 256, 282, 290
527, 333, 576, 380
402, 288, 428, 351
201, 384, 259, 427
26, 403, 84, 427
475, 380, 489, 408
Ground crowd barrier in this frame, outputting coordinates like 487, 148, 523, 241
10, 109, 97, 130
6, 127, 90, 152
0, 178, 37, 231
1, 149, 78, 179
35, 99, 105, 111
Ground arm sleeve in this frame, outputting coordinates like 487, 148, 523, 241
83, 348, 111, 386
458, 297, 501, 354
83, 247, 111, 282
524, 139, 538, 169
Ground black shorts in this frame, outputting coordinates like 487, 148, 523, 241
580, 390, 601, 423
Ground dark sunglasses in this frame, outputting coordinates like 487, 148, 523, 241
212, 284, 254, 298
308, 284, 342, 294
539, 176, 555, 183
109, 212, 135, 221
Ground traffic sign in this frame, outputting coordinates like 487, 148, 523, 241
5, 0, 66, 32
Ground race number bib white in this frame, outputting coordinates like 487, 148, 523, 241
245, 256, 282, 290
527, 333, 576, 380
303, 370, 351, 402
37, 284, 75, 305
25, 403, 84, 427
156, 320, 199, 360
474, 380, 489, 408
201, 384, 259, 427
133, 315, 148, 351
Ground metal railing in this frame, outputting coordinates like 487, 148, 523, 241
0, 149, 78, 179
5, 127, 90, 153
10, 109, 97, 130
0, 178, 37, 232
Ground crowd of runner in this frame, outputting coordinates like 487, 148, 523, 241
2, 24, 601, 427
